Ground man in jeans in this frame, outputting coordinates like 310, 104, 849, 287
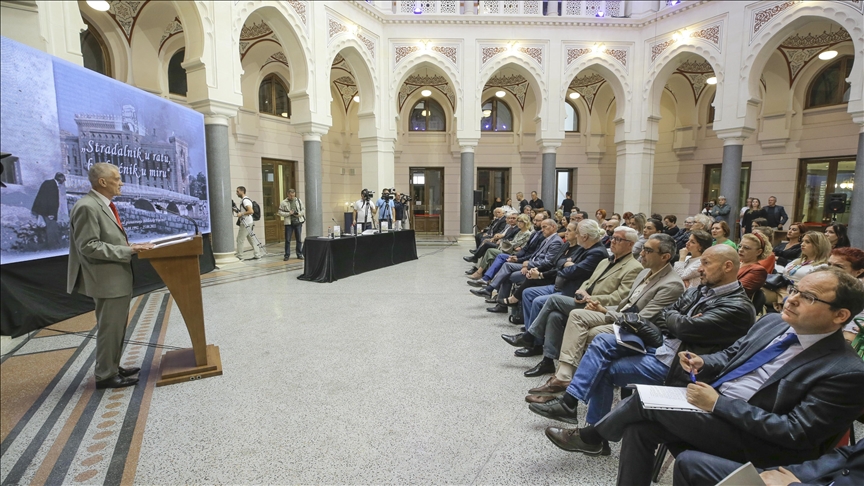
277, 189, 305, 261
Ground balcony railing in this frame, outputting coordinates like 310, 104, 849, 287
386, 1, 630, 17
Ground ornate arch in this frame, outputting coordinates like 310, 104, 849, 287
477, 53, 547, 119
561, 57, 630, 120
233, 2, 312, 96
644, 43, 724, 128
391, 52, 463, 109
327, 36, 379, 117
742, 3, 864, 118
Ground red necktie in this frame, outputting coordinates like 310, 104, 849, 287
109, 201, 126, 240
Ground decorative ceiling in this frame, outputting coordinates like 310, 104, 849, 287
568, 72, 606, 113
331, 54, 357, 112
777, 29, 851, 86
398, 74, 455, 111
674, 60, 715, 102
484, 74, 529, 109
239, 21, 281, 60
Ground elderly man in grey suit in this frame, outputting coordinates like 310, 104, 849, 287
67, 163, 153, 389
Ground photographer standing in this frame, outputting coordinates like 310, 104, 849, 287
377, 188, 396, 230
277, 189, 305, 261
393, 191, 407, 231
353, 189, 376, 232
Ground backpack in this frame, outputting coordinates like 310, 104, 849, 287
243, 197, 262, 221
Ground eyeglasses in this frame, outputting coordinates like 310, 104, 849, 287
610, 237, 628, 243
789, 286, 835, 307
684, 221, 694, 225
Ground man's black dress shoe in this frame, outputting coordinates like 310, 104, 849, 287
465, 267, 478, 274
118, 366, 140, 377
544, 427, 604, 455
470, 288, 492, 298
509, 314, 525, 325
467, 280, 487, 288
514, 346, 543, 357
487, 304, 508, 313
524, 358, 556, 377
96, 375, 139, 389
463, 256, 477, 263
528, 397, 580, 424
502, 332, 534, 348
520, 326, 526, 332
469, 249, 476, 254
485, 297, 498, 304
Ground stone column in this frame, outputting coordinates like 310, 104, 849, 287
718, 139, 745, 235
848, 129, 864, 248
541, 148, 557, 214
204, 116, 236, 265
460, 145, 476, 237
303, 133, 323, 238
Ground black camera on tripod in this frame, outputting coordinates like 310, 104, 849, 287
380, 188, 396, 201
361, 188, 375, 201
399, 194, 412, 204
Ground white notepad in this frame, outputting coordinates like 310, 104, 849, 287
633, 384, 707, 413
717, 462, 763, 486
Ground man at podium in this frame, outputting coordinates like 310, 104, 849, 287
67, 163, 154, 389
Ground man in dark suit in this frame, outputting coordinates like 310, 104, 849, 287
465, 211, 518, 263
541, 267, 864, 486
67, 163, 154, 389
764, 195, 789, 229
673, 440, 864, 486
473, 207, 506, 249
31, 172, 66, 248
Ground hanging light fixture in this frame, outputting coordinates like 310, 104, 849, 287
421, 89, 432, 97
706, 77, 717, 85
569, 92, 581, 99
482, 109, 492, 117
86, 0, 110, 11
495, 90, 506, 98
353, 95, 360, 103
818, 50, 838, 60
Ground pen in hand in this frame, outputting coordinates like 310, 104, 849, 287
686, 352, 696, 383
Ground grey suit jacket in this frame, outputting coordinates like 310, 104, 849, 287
67, 191, 134, 299
605, 264, 685, 323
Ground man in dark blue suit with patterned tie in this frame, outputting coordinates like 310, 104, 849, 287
540, 267, 864, 486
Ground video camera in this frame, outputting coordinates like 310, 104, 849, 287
380, 188, 396, 201
361, 188, 375, 201
703, 201, 715, 209
399, 194, 412, 204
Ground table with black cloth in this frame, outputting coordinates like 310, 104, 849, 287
298, 230, 418, 283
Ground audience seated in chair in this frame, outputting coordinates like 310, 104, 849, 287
673, 230, 712, 288
737, 233, 770, 298
467, 213, 535, 280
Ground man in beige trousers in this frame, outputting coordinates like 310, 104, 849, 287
67, 163, 153, 389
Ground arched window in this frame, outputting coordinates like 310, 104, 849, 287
258, 74, 290, 118
480, 98, 513, 132
167, 49, 187, 96
564, 101, 579, 132
408, 98, 445, 131
80, 22, 111, 77
806, 55, 853, 109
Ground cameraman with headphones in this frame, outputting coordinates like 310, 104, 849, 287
353, 189, 376, 232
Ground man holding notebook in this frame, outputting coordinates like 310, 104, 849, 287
528, 244, 755, 430
545, 268, 864, 486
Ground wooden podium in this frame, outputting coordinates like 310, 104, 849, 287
138, 235, 223, 386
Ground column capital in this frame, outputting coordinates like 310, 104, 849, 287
849, 110, 864, 130
189, 99, 240, 123
294, 121, 331, 141
714, 127, 755, 145
537, 139, 563, 154
458, 139, 479, 152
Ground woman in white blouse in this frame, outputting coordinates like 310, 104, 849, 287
674, 229, 713, 288
782, 231, 831, 285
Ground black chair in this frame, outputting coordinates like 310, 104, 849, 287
752, 288, 766, 316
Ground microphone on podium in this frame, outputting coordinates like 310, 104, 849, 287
155, 204, 200, 235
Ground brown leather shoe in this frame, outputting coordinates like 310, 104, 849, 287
528, 377, 570, 395
525, 394, 558, 404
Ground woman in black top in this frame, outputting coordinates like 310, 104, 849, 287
825, 223, 851, 249
773, 222, 803, 266
741, 197, 767, 235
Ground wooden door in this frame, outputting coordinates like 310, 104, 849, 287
261, 158, 297, 243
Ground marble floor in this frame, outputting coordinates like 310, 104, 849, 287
3, 240, 859, 484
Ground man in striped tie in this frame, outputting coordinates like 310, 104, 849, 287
541, 267, 864, 486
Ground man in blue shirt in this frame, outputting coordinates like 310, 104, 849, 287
377, 188, 396, 229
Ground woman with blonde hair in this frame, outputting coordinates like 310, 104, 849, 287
690, 214, 713, 232
782, 231, 831, 285
628, 213, 647, 257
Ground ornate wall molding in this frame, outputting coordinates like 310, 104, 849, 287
484, 74, 530, 109
398, 74, 455, 111
107, 0, 151, 45
432, 45, 458, 66
286, 0, 308, 28
239, 20, 281, 60
326, 13, 377, 60
750, 1, 800, 44
568, 72, 606, 113
674, 59, 715, 102
777, 29, 852, 86
480, 42, 545, 72
262, 52, 289, 70
333, 75, 359, 112
565, 45, 629, 72
332, 53, 353, 74
392, 42, 460, 73
158, 17, 183, 53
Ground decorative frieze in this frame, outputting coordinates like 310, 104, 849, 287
778, 29, 852, 86
485, 74, 529, 109
159, 17, 183, 53
398, 74, 455, 110
751, 1, 799, 43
